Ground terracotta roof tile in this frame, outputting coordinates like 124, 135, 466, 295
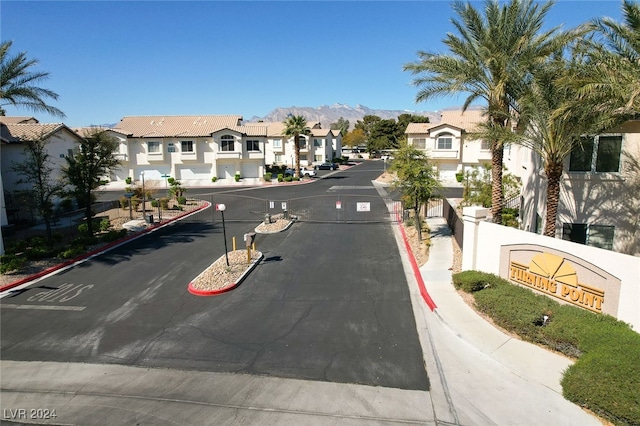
114, 115, 244, 138
1, 123, 65, 143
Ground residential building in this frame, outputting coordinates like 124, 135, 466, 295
405, 109, 490, 181
514, 120, 640, 256
1, 116, 84, 228
255, 121, 342, 168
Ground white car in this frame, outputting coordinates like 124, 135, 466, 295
285, 168, 316, 177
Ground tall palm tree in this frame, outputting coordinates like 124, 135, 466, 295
573, 0, 640, 122
516, 56, 605, 237
282, 115, 311, 178
404, 0, 571, 224
0, 40, 65, 118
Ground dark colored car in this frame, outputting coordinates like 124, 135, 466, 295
315, 162, 338, 170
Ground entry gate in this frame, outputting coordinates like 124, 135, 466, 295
183, 194, 402, 224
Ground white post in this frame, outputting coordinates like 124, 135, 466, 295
462, 206, 488, 271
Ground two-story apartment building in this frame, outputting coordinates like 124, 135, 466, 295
405, 109, 491, 181
256, 121, 342, 168
512, 120, 640, 256
112, 115, 268, 184
1, 117, 85, 227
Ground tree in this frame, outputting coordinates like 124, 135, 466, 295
0, 40, 65, 117
404, 0, 573, 224
11, 131, 66, 244
282, 115, 311, 178
370, 119, 402, 150
330, 117, 350, 135
397, 113, 430, 134
342, 128, 366, 149
571, 0, 640, 124
391, 142, 442, 241
62, 129, 120, 236
354, 115, 381, 143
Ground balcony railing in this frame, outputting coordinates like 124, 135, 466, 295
431, 149, 460, 159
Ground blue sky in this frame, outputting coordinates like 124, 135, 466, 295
1, 1, 624, 127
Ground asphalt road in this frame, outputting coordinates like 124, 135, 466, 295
1, 161, 429, 391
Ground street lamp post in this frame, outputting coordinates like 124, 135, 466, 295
141, 171, 146, 221
216, 203, 229, 266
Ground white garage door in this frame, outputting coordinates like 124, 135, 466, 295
178, 166, 212, 180
135, 167, 170, 182
438, 163, 458, 181
217, 164, 235, 180
241, 163, 259, 178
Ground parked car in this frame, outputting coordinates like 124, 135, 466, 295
315, 162, 338, 170
285, 168, 316, 177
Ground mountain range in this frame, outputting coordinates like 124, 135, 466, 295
247, 103, 442, 129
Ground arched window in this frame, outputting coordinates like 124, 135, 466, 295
221, 135, 234, 152
436, 134, 453, 150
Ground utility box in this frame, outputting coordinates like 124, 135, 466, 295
244, 232, 256, 248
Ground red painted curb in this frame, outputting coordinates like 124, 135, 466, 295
0, 203, 211, 293
187, 281, 238, 296
400, 223, 438, 311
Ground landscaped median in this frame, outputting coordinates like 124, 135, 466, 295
188, 249, 263, 296
453, 271, 640, 426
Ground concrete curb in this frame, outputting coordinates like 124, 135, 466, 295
187, 251, 264, 296
399, 222, 438, 311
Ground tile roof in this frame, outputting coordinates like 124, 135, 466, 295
1, 123, 67, 143
249, 121, 323, 138
405, 109, 485, 134
114, 115, 244, 138
0, 116, 39, 124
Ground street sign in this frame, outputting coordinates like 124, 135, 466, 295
357, 202, 371, 212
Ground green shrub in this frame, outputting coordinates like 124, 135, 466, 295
285, 176, 293, 182
0, 254, 26, 274
234, 173, 241, 182
264, 172, 273, 181
211, 176, 218, 182
459, 270, 640, 424
277, 173, 284, 182
59, 246, 86, 259
293, 176, 300, 181
119, 196, 130, 209
159, 197, 170, 209
101, 229, 127, 243
99, 218, 111, 232
452, 271, 500, 292
177, 196, 187, 205
125, 176, 132, 184
151, 199, 159, 208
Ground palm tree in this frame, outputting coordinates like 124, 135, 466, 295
282, 115, 311, 178
516, 56, 605, 237
0, 40, 65, 118
404, 0, 572, 224
572, 0, 640, 122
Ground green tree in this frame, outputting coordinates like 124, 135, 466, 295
516, 56, 606, 237
572, 0, 640, 125
391, 142, 442, 241
62, 129, 120, 236
282, 115, 311, 178
354, 115, 381, 144
330, 117, 350, 135
11, 131, 66, 244
0, 40, 65, 117
397, 113, 430, 134
404, 0, 573, 224
370, 119, 401, 150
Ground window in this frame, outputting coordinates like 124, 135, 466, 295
314, 139, 322, 147
301, 155, 307, 161
167, 143, 176, 153
569, 135, 622, 172
148, 141, 160, 153
275, 154, 283, 163
314, 155, 323, 162
272, 139, 282, 149
413, 138, 426, 149
298, 137, 307, 148
437, 135, 452, 150
221, 135, 234, 152
181, 140, 194, 152
246, 140, 260, 151
481, 140, 491, 150
562, 223, 615, 250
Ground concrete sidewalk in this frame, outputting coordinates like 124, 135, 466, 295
416, 217, 600, 425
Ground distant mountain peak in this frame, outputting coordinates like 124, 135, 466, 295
247, 104, 440, 129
